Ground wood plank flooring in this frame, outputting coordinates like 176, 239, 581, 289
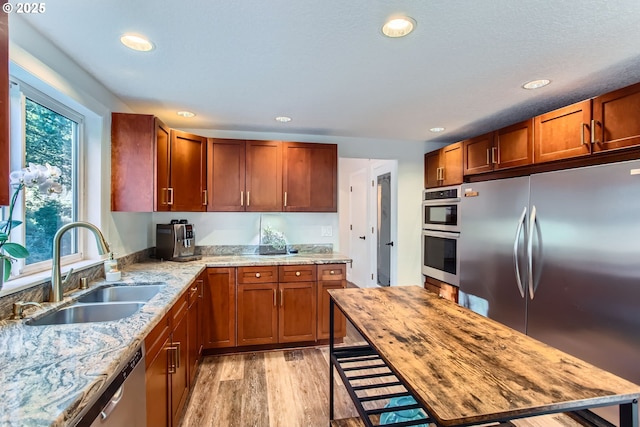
180, 322, 587, 427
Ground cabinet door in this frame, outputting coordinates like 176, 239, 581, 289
155, 118, 171, 212
169, 130, 207, 211
187, 282, 200, 387
317, 264, 347, 340
237, 282, 278, 345
441, 142, 463, 185
424, 151, 441, 188
278, 281, 317, 343
207, 139, 246, 211
463, 133, 495, 175
144, 312, 170, 427
495, 119, 533, 170
170, 302, 189, 427
245, 140, 282, 212
282, 142, 337, 212
534, 100, 592, 163
110, 113, 156, 212
203, 267, 237, 349
592, 82, 640, 152
0, 12, 9, 205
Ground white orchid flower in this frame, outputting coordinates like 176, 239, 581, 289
9, 170, 25, 188
45, 163, 61, 180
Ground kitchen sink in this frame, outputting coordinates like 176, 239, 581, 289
76, 283, 166, 303
27, 302, 144, 326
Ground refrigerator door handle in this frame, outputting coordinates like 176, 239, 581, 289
513, 206, 527, 298
527, 205, 537, 299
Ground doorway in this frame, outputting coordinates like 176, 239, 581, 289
343, 159, 397, 288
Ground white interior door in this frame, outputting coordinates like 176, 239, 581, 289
348, 167, 371, 287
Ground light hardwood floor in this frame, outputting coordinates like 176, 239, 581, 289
180, 323, 587, 427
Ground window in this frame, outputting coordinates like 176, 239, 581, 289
5, 80, 83, 278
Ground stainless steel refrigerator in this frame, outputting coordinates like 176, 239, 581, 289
459, 159, 640, 425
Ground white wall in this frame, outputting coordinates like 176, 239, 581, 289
9, 15, 151, 257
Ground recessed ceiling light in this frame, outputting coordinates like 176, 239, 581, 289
275, 116, 292, 123
522, 79, 551, 90
382, 17, 416, 38
430, 127, 446, 133
120, 34, 155, 52
176, 111, 195, 118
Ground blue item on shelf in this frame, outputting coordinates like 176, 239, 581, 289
379, 396, 429, 426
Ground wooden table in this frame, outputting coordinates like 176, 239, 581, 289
328, 286, 640, 427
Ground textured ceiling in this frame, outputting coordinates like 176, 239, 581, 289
14, 1, 640, 144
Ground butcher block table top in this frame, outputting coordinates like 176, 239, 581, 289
328, 286, 640, 427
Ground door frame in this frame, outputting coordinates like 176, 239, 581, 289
370, 160, 398, 287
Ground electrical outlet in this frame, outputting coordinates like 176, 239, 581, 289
321, 226, 333, 237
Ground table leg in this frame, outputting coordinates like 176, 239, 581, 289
620, 399, 638, 427
329, 297, 335, 421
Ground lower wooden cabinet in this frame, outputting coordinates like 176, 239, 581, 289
237, 281, 278, 346
278, 265, 317, 343
424, 276, 459, 303
317, 264, 347, 340
145, 287, 201, 427
202, 267, 237, 349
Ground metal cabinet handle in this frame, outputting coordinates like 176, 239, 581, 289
330, 270, 335, 275
295, 271, 301, 277
486, 148, 490, 165
581, 122, 587, 146
273, 289, 276, 306
167, 346, 178, 373
280, 289, 283, 307
247, 191, 250, 206
203, 190, 208, 206
255, 272, 261, 278
284, 191, 287, 207
491, 147, 497, 164
440, 167, 445, 180
161, 188, 168, 205
513, 206, 527, 298
174, 342, 181, 368
591, 119, 600, 144
240, 191, 244, 206
167, 188, 174, 205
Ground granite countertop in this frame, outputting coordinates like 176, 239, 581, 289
0, 253, 351, 427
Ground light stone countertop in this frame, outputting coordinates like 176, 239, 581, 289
0, 254, 351, 427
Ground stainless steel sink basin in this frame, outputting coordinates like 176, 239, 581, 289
76, 283, 166, 303
27, 302, 144, 326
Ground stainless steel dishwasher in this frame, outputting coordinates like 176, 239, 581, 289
74, 345, 146, 427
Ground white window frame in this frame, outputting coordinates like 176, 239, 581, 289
7, 77, 85, 279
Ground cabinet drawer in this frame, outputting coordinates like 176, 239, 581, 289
172, 291, 189, 323
318, 264, 346, 281
278, 265, 316, 282
238, 266, 278, 283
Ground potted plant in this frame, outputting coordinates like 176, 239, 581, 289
0, 163, 62, 286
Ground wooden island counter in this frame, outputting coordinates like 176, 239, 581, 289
328, 286, 640, 427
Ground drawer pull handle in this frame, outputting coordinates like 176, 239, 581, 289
256, 272, 261, 278
190, 287, 197, 292
330, 270, 335, 275
295, 271, 301, 277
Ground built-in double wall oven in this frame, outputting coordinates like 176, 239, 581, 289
422, 185, 461, 286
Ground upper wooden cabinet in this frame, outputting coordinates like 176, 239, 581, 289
111, 113, 156, 211
207, 139, 245, 211
168, 130, 207, 212
424, 142, 462, 188
282, 142, 337, 212
207, 139, 337, 212
0, 13, 9, 206
464, 120, 533, 176
592, 82, 640, 153
111, 113, 206, 212
534, 100, 592, 163
245, 140, 283, 212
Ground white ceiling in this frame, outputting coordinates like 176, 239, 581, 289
15, 0, 640, 144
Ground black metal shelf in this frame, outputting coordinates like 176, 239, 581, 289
330, 344, 432, 427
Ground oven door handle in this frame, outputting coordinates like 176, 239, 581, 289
423, 230, 460, 239
422, 198, 460, 205
513, 206, 527, 299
